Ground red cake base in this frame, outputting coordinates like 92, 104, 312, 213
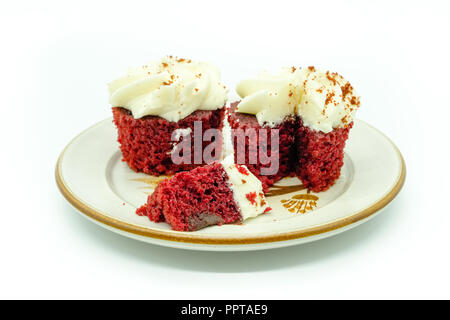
136, 162, 241, 231
228, 102, 297, 192
296, 120, 352, 192
112, 107, 225, 176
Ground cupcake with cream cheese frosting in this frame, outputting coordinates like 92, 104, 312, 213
232, 66, 360, 191
294, 66, 359, 191
109, 56, 228, 176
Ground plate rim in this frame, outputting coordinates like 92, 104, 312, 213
55, 119, 406, 245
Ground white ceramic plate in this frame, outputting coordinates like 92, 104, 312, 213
56, 118, 405, 251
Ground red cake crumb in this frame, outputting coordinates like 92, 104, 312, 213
296, 119, 352, 192
236, 165, 249, 175
228, 102, 297, 192
245, 192, 257, 205
112, 106, 225, 176
137, 162, 242, 231
263, 207, 272, 213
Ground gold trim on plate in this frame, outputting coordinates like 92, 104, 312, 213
55, 123, 406, 245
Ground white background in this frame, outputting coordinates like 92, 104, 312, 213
1, 0, 449, 299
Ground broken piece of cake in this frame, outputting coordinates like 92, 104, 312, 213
136, 156, 271, 231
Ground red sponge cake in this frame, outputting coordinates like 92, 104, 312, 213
228, 102, 297, 192
296, 119, 352, 192
113, 107, 224, 176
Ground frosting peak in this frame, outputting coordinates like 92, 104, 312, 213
235, 68, 299, 127
108, 56, 228, 122
235, 66, 360, 132
297, 67, 360, 133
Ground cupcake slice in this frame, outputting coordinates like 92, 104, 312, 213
109, 56, 228, 176
228, 69, 300, 191
295, 67, 359, 191
136, 156, 271, 231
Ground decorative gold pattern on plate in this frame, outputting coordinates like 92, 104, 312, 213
281, 190, 319, 214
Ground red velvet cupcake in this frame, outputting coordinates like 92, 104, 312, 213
109, 56, 228, 176
294, 67, 359, 191
234, 66, 360, 192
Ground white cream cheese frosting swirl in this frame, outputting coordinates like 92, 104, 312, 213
108, 56, 228, 122
236, 67, 299, 127
296, 67, 360, 133
236, 66, 360, 133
